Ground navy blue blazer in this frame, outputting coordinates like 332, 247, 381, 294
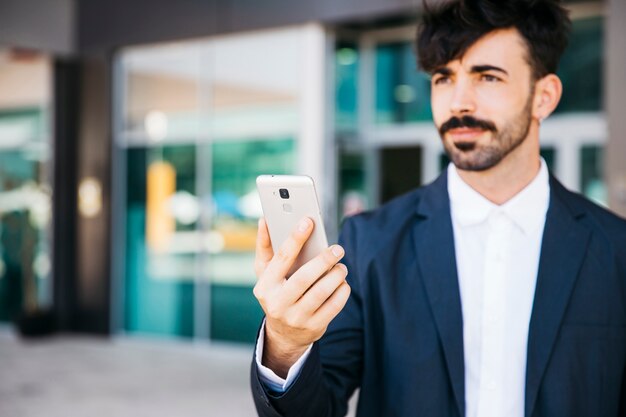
251, 172, 626, 417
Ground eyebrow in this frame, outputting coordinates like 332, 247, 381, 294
431, 65, 509, 77
470, 65, 509, 76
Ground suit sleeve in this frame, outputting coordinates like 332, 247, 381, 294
250, 216, 365, 417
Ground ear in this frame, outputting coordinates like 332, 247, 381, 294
532, 74, 563, 122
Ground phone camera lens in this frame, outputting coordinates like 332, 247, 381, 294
279, 188, 290, 199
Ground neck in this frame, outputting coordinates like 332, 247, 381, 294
455, 129, 542, 205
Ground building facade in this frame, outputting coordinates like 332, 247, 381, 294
0, 0, 624, 344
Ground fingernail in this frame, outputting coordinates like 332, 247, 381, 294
337, 263, 348, 272
331, 245, 344, 257
298, 218, 311, 232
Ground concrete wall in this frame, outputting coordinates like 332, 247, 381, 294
606, 0, 626, 217
0, 0, 75, 55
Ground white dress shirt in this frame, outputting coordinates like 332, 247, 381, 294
449, 160, 549, 417
257, 160, 550, 417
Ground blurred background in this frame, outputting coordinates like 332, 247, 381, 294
0, 0, 624, 415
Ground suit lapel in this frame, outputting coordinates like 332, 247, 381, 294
524, 176, 591, 417
414, 173, 465, 417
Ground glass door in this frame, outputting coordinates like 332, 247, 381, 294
115, 25, 329, 343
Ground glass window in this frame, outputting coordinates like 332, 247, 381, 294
0, 51, 52, 323
210, 31, 302, 139
338, 150, 368, 221
123, 43, 203, 140
540, 147, 556, 172
439, 153, 450, 172
379, 146, 422, 203
124, 145, 196, 337
118, 27, 308, 343
580, 145, 606, 206
208, 139, 294, 343
555, 16, 603, 113
375, 42, 432, 124
335, 44, 359, 131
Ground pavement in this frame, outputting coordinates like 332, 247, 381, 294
0, 328, 358, 417
0, 328, 257, 417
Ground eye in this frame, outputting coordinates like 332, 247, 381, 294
480, 74, 501, 82
433, 75, 451, 85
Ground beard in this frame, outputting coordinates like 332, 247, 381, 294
438, 93, 534, 172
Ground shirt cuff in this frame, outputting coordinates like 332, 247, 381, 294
255, 319, 313, 393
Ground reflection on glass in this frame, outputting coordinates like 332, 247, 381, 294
376, 42, 432, 124
0, 50, 52, 322
580, 145, 606, 206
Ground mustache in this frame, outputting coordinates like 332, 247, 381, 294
439, 116, 497, 136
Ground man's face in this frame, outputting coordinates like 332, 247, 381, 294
430, 28, 536, 171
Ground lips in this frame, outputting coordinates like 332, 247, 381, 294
447, 127, 486, 141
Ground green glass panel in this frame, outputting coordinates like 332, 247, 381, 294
439, 153, 451, 172
209, 284, 264, 344
0, 211, 27, 321
540, 147, 556, 172
0, 108, 48, 144
375, 42, 432, 124
212, 139, 294, 198
338, 150, 368, 221
580, 145, 607, 206
0, 108, 52, 323
0, 151, 38, 184
208, 138, 295, 343
335, 44, 359, 131
123, 138, 295, 342
124, 145, 196, 337
339, 152, 367, 198
379, 146, 422, 203
555, 17, 603, 113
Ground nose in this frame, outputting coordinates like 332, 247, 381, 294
449, 80, 476, 116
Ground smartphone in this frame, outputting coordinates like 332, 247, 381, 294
256, 175, 329, 277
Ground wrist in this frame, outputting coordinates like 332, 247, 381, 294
262, 326, 309, 378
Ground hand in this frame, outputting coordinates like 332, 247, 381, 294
253, 217, 351, 378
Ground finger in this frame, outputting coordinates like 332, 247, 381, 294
262, 217, 314, 284
294, 264, 348, 315
254, 217, 274, 276
309, 281, 351, 329
283, 245, 345, 303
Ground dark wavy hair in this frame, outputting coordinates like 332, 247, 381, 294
416, 0, 572, 80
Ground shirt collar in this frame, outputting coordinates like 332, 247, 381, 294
447, 159, 550, 235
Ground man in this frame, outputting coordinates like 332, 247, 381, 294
251, 1, 626, 416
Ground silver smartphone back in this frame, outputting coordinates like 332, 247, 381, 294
256, 175, 329, 277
